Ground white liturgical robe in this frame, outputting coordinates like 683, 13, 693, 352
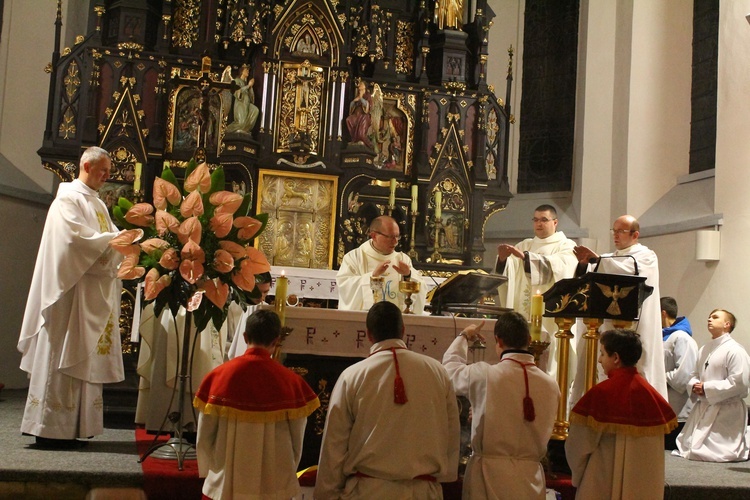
337, 240, 426, 313
497, 231, 577, 375
18, 179, 124, 439
315, 338, 460, 499
674, 333, 750, 462
443, 338, 560, 499
570, 243, 667, 405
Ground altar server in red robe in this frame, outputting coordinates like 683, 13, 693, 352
566, 328, 677, 499
194, 309, 320, 499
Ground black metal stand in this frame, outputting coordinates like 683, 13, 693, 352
138, 310, 197, 470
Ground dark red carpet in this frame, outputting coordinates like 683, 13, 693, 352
136, 427, 203, 499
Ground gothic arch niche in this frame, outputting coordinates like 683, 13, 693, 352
273, 1, 342, 64
429, 176, 468, 263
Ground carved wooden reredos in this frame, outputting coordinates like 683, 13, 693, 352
39, 0, 512, 272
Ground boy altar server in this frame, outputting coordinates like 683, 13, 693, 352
443, 311, 560, 499
194, 310, 320, 499
674, 308, 750, 462
566, 329, 677, 499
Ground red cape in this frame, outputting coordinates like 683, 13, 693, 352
193, 347, 319, 423
570, 366, 677, 436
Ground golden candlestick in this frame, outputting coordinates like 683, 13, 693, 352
430, 217, 443, 263
551, 317, 574, 440
407, 211, 419, 260
398, 279, 421, 314
528, 339, 550, 368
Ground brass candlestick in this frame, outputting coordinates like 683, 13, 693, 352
431, 217, 443, 263
398, 279, 421, 314
528, 339, 550, 368
407, 211, 419, 260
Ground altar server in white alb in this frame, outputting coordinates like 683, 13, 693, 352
495, 204, 578, 374
337, 215, 427, 312
443, 312, 560, 499
674, 308, 750, 462
18, 147, 124, 448
572, 215, 668, 403
315, 301, 460, 499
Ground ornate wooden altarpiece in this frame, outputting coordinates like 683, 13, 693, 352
37, 0, 514, 414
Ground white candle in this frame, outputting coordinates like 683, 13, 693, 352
411, 185, 418, 212
389, 178, 396, 207
133, 162, 143, 192
435, 191, 442, 219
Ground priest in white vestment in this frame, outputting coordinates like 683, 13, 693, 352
495, 204, 578, 374
571, 215, 668, 405
18, 147, 125, 446
315, 302, 460, 499
674, 308, 750, 462
133, 301, 242, 431
337, 215, 426, 313
443, 312, 560, 499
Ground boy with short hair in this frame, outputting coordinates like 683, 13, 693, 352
566, 329, 677, 499
674, 308, 750, 462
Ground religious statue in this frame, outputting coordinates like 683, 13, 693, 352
225, 65, 260, 134
296, 33, 318, 55
435, 0, 464, 30
346, 81, 373, 148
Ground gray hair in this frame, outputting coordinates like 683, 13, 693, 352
79, 147, 110, 169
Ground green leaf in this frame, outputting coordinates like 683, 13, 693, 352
210, 304, 227, 331
237, 193, 253, 217
193, 305, 211, 332
117, 197, 134, 211
160, 167, 181, 193
112, 206, 134, 229
210, 166, 225, 195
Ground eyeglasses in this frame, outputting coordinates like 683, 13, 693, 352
610, 229, 634, 235
531, 217, 556, 223
373, 231, 401, 241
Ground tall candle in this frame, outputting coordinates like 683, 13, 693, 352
275, 272, 288, 326
434, 191, 442, 219
133, 162, 143, 192
530, 291, 543, 341
411, 185, 418, 212
389, 178, 396, 207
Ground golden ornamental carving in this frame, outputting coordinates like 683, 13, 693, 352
117, 42, 144, 51
63, 61, 80, 101
256, 170, 338, 270
172, 0, 201, 49
276, 63, 325, 155
395, 21, 415, 75
548, 284, 590, 314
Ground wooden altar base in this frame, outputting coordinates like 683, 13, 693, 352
2, 389, 750, 499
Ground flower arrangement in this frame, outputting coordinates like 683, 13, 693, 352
109, 160, 271, 332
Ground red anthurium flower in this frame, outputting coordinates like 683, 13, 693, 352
140, 238, 170, 257
244, 247, 272, 274
158, 247, 180, 270
218, 240, 246, 259
124, 203, 155, 227
153, 177, 181, 211
144, 268, 172, 300
201, 278, 230, 309
184, 163, 211, 193
155, 210, 180, 236
117, 252, 146, 280
180, 190, 204, 218
110, 229, 144, 254
180, 239, 206, 284
231, 262, 256, 292
177, 216, 202, 245
210, 211, 233, 238
212, 248, 235, 273
209, 191, 243, 215
234, 216, 263, 240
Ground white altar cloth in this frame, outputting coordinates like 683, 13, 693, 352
281, 306, 497, 362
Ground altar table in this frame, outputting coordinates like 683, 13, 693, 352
281, 306, 497, 362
